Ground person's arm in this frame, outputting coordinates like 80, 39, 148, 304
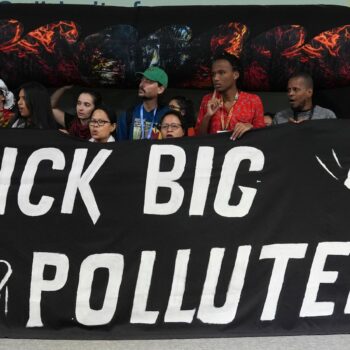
230, 122, 253, 140
253, 99, 266, 128
231, 95, 264, 140
51, 85, 73, 127
196, 113, 213, 136
195, 95, 221, 136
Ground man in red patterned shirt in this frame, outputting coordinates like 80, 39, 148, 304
195, 52, 265, 140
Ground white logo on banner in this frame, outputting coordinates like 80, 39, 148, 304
316, 149, 350, 189
0, 260, 12, 316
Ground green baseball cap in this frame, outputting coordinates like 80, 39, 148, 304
137, 66, 168, 88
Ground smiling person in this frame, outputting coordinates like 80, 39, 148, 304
117, 66, 168, 141
89, 105, 116, 143
10, 81, 56, 129
51, 85, 102, 139
274, 72, 336, 124
195, 51, 265, 140
159, 110, 186, 139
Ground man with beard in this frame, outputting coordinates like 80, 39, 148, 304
274, 72, 336, 124
195, 52, 265, 140
117, 66, 168, 140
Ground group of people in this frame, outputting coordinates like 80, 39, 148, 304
0, 51, 337, 143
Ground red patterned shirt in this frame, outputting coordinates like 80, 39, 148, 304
0, 109, 14, 128
195, 91, 265, 135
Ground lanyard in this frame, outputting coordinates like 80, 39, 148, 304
140, 105, 157, 139
220, 92, 239, 131
295, 106, 315, 121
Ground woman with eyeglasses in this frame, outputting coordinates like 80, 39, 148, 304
159, 110, 187, 139
89, 105, 117, 143
168, 95, 195, 136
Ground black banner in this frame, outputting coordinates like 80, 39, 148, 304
1, 120, 350, 339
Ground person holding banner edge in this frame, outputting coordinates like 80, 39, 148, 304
195, 52, 265, 140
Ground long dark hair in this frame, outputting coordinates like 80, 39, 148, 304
168, 95, 195, 128
15, 81, 56, 129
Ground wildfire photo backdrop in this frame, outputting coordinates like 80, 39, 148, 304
0, 4, 350, 91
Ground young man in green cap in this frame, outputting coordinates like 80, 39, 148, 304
117, 66, 168, 140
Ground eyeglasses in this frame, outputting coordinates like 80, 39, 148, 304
160, 123, 182, 130
89, 119, 111, 127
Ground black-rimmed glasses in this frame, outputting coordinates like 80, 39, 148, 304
160, 123, 182, 130
89, 119, 111, 127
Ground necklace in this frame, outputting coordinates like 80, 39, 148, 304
293, 106, 315, 122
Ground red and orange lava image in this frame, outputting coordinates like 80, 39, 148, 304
0, 18, 350, 90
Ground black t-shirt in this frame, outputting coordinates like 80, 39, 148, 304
64, 112, 77, 129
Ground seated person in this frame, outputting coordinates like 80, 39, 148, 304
195, 51, 265, 140
159, 110, 187, 139
0, 79, 15, 128
89, 105, 116, 143
51, 85, 102, 139
274, 72, 336, 124
168, 95, 195, 136
10, 81, 56, 129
